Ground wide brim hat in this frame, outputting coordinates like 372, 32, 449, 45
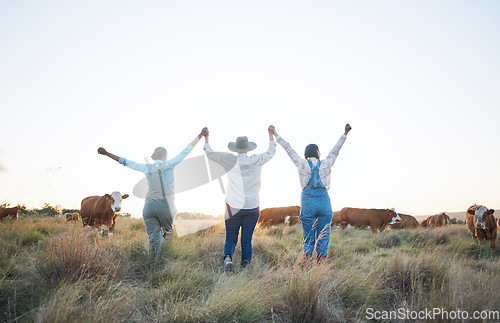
228, 136, 257, 153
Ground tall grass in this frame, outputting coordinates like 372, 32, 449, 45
0, 217, 499, 322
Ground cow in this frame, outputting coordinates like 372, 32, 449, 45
337, 207, 402, 233
0, 207, 18, 220
65, 212, 79, 222
258, 206, 300, 227
389, 213, 419, 229
420, 212, 450, 228
331, 211, 342, 228
80, 192, 129, 238
466, 204, 496, 249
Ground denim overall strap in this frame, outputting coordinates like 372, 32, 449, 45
158, 170, 167, 200
306, 160, 325, 189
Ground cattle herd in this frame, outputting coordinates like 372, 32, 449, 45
257, 204, 498, 249
0, 199, 498, 249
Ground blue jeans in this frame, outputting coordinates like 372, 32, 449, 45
224, 205, 260, 267
300, 187, 333, 256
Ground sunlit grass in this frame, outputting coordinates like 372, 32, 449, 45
0, 217, 498, 322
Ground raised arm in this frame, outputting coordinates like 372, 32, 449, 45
251, 125, 277, 165
190, 127, 208, 147
167, 127, 208, 168
323, 123, 352, 168
98, 147, 119, 162
271, 126, 304, 168
97, 147, 148, 172
203, 128, 237, 170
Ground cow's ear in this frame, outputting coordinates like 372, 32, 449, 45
487, 209, 495, 215
122, 194, 129, 199
467, 209, 476, 215
105, 194, 112, 201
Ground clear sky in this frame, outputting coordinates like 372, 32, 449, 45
1, 1, 499, 218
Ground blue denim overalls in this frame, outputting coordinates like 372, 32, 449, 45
300, 160, 333, 256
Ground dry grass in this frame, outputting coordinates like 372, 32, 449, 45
0, 217, 499, 322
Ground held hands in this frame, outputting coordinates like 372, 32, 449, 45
344, 123, 352, 136
268, 125, 277, 141
192, 127, 209, 146
268, 125, 277, 137
202, 127, 209, 143
199, 127, 209, 138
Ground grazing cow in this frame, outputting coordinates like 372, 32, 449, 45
0, 207, 18, 220
331, 211, 342, 228
420, 212, 450, 228
466, 204, 496, 249
258, 206, 300, 227
65, 212, 79, 222
337, 207, 402, 233
389, 213, 419, 229
80, 192, 129, 237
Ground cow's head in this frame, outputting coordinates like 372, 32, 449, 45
388, 208, 402, 224
468, 207, 494, 229
105, 191, 129, 212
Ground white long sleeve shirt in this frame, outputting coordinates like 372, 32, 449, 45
204, 141, 276, 210
276, 135, 346, 190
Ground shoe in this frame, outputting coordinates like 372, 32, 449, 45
162, 227, 174, 239
224, 256, 233, 273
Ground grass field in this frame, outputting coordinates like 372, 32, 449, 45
1, 217, 499, 322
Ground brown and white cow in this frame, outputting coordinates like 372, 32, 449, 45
81, 192, 128, 238
466, 204, 496, 249
389, 213, 419, 229
420, 212, 450, 228
0, 207, 18, 220
258, 206, 300, 227
65, 212, 79, 222
331, 211, 342, 228
337, 207, 402, 233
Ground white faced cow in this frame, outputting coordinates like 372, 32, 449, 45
466, 204, 496, 249
81, 191, 129, 239
338, 207, 402, 233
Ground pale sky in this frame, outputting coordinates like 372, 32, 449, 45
1, 1, 499, 218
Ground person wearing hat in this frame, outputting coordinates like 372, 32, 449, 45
97, 127, 208, 258
203, 126, 276, 272
270, 124, 352, 265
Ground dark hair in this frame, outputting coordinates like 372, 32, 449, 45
304, 144, 319, 159
151, 147, 167, 160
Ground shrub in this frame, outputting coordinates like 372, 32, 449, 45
20, 230, 46, 246
35, 279, 137, 322
375, 232, 401, 248
35, 231, 120, 286
285, 272, 329, 323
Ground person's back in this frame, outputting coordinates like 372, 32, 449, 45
203, 127, 276, 272
97, 127, 207, 259
271, 124, 352, 265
